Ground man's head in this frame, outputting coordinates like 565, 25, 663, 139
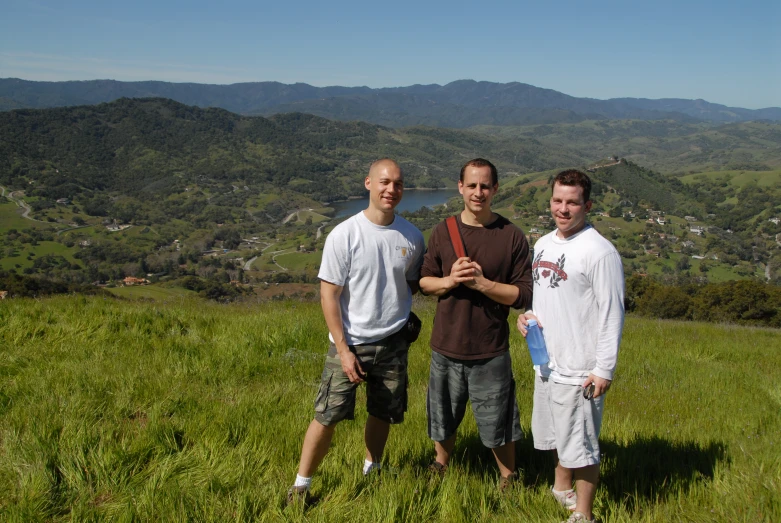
365, 158, 404, 214
459, 158, 498, 217
460, 158, 498, 186
550, 169, 592, 238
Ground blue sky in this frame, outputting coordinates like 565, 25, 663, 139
1, 0, 779, 109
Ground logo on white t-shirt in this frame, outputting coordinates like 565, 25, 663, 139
532, 250, 567, 289
396, 245, 412, 258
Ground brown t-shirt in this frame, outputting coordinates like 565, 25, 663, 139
421, 214, 533, 360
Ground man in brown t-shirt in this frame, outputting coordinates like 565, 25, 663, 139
420, 158, 533, 489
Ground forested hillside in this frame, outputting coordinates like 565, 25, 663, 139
0, 97, 585, 208
1, 98, 779, 313
3, 78, 779, 126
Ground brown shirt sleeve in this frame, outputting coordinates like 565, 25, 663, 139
421, 221, 449, 279
508, 225, 533, 310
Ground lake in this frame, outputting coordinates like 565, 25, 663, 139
330, 188, 460, 218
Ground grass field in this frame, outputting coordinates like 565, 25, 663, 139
275, 251, 322, 271
0, 201, 57, 234
0, 297, 779, 522
679, 169, 781, 188
0, 241, 81, 271
295, 210, 331, 225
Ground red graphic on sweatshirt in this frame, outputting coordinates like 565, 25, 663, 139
532, 251, 567, 288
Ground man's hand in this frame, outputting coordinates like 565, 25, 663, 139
339, 349, 365, 383
447, 257, 476, 288
517, 312, 541, 337
583, 374, 611, 399
462, 260, 492, 293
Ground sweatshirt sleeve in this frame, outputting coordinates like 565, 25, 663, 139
589, 251, 625, 380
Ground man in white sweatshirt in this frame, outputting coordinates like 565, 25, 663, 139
518, 169, 624, 523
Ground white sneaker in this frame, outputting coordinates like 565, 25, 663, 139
562, 511, 595, 523
551, 487, 577, 511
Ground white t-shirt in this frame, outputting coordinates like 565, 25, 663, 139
318, 211, 425, 345
531, 225, 625, 384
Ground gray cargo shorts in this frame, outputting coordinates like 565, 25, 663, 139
314, 331, 409, 426
427, 351, 523, 448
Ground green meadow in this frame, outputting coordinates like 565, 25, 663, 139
679, 169, 781, 189
0, 241, 80, 272
0, 201, 55, 234
1, 297, 779, 522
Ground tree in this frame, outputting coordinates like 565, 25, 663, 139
636, 284, 692, 320
676, 256, 691, 272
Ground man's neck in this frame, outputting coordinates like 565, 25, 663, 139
363, 207, 395, 226
556, 222, 588, 239
461, 208, 495, 227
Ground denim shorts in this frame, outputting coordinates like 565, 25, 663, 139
426, 351, 522, 448
314, 331, 409, 426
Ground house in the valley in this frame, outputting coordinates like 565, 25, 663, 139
122, 277, 149, 286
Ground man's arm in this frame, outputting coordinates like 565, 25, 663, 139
320, 280, 365, 383
583, 251, 625, 398
463, 261, 520, 306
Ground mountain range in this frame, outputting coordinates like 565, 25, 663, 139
2, 78, 779, 128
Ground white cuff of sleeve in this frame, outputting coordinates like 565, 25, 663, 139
592, 367, 614, 381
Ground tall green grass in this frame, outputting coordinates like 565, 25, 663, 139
1, 296, 779, 521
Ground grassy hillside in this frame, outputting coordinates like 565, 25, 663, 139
1, 297, 779, 521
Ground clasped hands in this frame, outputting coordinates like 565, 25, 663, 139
447, 257, 492, 292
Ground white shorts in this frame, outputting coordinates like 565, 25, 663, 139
532, 374, 604, 469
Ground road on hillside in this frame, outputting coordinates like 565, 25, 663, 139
266, 247, 297, 271
316, 224, 326, 239
283, 208, 331, 226
243, 256, 258, 271
57, 225, 90, 236
1, 186, 49, 223
283, 210, 303, 224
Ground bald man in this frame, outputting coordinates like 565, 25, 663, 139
287, 158, 425, 505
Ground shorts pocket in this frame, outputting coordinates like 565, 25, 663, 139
550, 381, 581, 408
314, 369, 333, 414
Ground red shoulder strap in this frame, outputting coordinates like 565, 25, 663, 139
446, 215, 467, 259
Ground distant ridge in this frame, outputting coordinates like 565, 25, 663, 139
1, 78, 779, 127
